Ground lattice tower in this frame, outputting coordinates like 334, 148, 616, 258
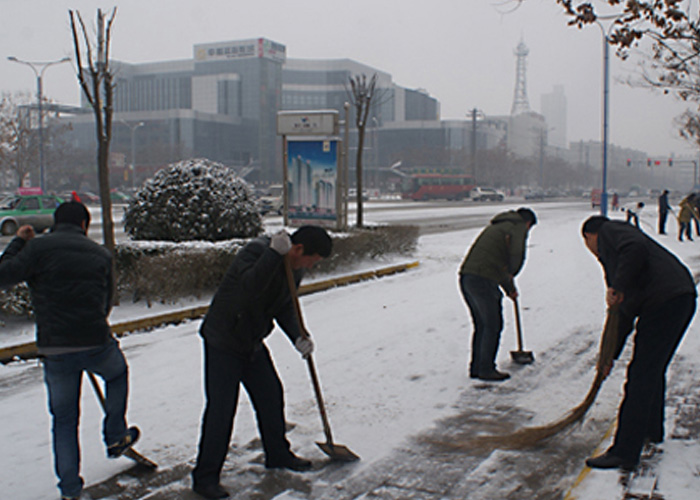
511, 40, 531, 115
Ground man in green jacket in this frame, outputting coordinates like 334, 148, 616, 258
459, 208, 537, 381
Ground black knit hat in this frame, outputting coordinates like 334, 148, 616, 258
54, 201, 91, 227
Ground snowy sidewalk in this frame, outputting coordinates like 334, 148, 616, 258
2, 203, 700, 499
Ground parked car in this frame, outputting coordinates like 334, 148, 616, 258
0, 194, 64, 235
110, 189, 132, 203
258, 184, 284, 215
470, 187, 504, 202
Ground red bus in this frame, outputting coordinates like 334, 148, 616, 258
401, 173, 476, 201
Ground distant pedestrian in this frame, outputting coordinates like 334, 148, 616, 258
192, 226, 332, 500
0, 201, 139, 500
623, 202, 644, 229
581, 216, 696, 471
658, 189, 670, 235
611, 192, 620, 211
678, 194, 697, 242
458, 208, 537, 382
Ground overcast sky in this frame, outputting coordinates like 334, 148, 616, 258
1, 0, 698, 158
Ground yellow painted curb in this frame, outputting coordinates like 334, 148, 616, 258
562, 420, 617, 500
0, 261, 419, 364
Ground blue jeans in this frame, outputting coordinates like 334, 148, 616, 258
459, 273, 504, 376
42, 339, 129, 498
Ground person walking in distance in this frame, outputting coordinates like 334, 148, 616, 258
192, 226, 332, 499
0, 201, 139, 500
657, 189, 670, 235
581, 216, 696, 471
678, 194, 697, 242
458, 208, 537, 381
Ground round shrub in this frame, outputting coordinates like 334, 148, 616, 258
124, 158, 263, 241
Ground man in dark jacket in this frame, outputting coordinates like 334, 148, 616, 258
0, 201, 139, 500
458, 208, 537, 381
581, 216, 696, 471
658, 189, 671, 235
192, 226, 332, 500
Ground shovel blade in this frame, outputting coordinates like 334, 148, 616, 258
511, 350, 535, 365
316, 441, 360, 462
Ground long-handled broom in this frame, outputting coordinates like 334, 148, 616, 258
441, 306, 620, 451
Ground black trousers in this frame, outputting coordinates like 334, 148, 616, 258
658, 211, 668, 234
192, 341, 292, 487
609, 293, 696, 462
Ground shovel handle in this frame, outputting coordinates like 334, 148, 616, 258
513, 298, 525, 351
284, 255, 335, 446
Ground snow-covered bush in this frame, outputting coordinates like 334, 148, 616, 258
124, 158, 263, 242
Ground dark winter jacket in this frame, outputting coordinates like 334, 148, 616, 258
0, 224, 113, 349
459, 211, 531, 294
199, 236, 304, 358
596, 220, 696, 321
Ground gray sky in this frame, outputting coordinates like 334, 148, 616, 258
1, 0, 697, 157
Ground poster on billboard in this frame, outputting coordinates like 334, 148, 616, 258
286, 138, 338, 227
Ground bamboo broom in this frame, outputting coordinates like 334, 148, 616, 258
440, 306, 620, 451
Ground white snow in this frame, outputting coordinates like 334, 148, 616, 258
0, 200, 699, 499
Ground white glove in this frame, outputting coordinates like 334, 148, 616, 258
295, 336, 314, 358
270, 231, 292, 255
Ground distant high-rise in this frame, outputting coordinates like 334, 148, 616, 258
541, 85, 567, 149
511, 40, 531, 116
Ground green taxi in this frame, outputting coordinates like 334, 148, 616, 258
0, 194, 63, 235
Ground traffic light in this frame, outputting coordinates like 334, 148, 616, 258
647, 158, 652, 167
626, 158, 632, 167
668, 158, 673, 167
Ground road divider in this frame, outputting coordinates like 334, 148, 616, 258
0, 261, 419, 364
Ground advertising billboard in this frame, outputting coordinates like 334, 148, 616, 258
286, 139, 338, 227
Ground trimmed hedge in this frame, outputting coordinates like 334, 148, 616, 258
0, 225, 419, 313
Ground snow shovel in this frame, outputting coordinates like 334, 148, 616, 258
86, 371, 158, 469
284, 256, 360, 462
510, 298, 534, 365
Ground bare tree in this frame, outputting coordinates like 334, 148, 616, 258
347, 73, 384, 228
69, 8, 117, 253
0, 91, 72, 189
552, 1, 700, 145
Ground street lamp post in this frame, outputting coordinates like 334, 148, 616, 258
7, 56, 70, 193
594, 20, 614, 217
121, 120, 145, 190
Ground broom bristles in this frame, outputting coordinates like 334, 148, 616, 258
438, 307, 620, 451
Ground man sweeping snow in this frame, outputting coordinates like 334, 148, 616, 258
581, 216, 696, 471
458, 208, 537, 381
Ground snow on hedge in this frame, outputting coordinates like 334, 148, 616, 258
123, 158, 263, 242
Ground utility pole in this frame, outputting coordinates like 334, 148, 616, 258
469, 108, 483, 184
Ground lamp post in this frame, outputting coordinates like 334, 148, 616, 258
7, 56, 70, 193
593, 20, 615, 217
121, 120, 145, 190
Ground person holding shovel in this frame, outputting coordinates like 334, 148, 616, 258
458, 207, 537, 381
192, 225, 332, 500
581, 216, 696, 471
0, 201, 140, 500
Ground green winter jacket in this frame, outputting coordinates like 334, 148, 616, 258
459, 211, 531, 294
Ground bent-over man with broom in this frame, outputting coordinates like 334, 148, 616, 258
581, 216, 696, 471
192, 226, 332, 499
458, 207, 537, 381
